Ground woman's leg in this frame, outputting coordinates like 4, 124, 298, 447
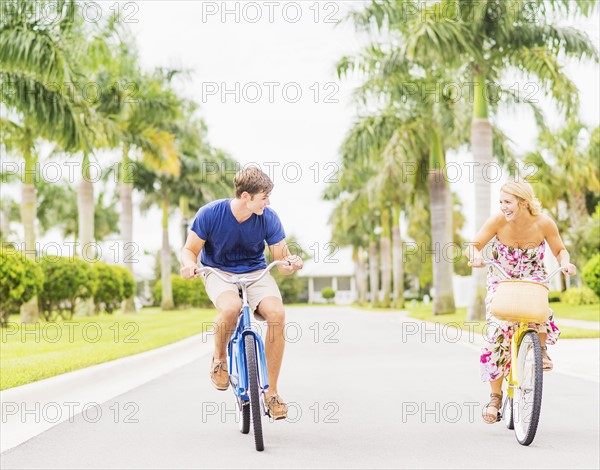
482, 377, 504, 424
538, 332, 553, 371
480, 319, 512, 423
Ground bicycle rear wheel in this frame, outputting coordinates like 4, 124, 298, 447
244, 334, 264, 451
513, 331, 543, 446
503, 396, 514, 430
239, 402, 250, 434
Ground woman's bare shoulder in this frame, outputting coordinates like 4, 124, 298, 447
536, 213, 558, 233
489, 212, 506, 229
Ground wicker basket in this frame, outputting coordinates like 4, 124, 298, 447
490, 279, 549, 323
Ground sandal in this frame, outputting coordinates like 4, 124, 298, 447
541, 345, 553, 371
482, 392, 502, 424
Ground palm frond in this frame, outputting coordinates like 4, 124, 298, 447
506, 46, 580, 113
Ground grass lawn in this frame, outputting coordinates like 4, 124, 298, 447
550, 302, 600, 322
405, 302, 599, 340
1, 307, 216, 391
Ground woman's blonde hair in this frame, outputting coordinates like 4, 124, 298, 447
500, 180, 542, 216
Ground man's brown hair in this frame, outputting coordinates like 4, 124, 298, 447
234, 166, 274, 198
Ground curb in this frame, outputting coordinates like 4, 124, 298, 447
0, 332, 213, 454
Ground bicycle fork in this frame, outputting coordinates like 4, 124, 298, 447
229, 307, 270, 411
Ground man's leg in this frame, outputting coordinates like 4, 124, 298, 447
213, 291, 242, 360
210, 291, 242, 390
256, 296, 286, 398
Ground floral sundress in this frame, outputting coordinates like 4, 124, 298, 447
479, 236, 560, 382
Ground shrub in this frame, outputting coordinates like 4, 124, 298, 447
93, 262, 127, 314
114, 265, 135, 299
582, 254, 600, 298
38, 256, 97, 320
548, 291, 562, 303
154, 275, 212, 308
0, 251, 44, 325
321, 287, 335, 303
561, 286, 599, 306
271, 269, 302, 304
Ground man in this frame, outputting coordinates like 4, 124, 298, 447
180, 166, 303, 419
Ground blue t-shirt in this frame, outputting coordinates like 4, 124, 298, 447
190, 199, 286, 274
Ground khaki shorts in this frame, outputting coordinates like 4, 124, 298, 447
201, 267, 282, 320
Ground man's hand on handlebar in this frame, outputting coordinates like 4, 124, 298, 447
180, 265, 199, 280
279, 255, 303, 275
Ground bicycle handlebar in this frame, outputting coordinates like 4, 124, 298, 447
194, 260, 291, 285
471, 260, 564, 283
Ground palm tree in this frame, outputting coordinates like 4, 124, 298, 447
34, 177, 119, 244
0, 1, 104, 150
1, 0, 106, 322
327, 196, 370, 305
338, 45, 469, 313
346, 0, 599, 318
524, 120, 600, 286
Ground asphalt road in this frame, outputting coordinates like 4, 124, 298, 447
2, 307, 598, 469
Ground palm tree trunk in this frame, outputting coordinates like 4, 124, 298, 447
19, 148, 39, 323
380, 208, 392, 308
568, 191, 588, 228
369, 239, 379, 307
161, 196, 175, 310
354, 246, 368, 305
429, 132, 455, 315
0, 203, 11, 238
120, 143, 136, 313
392, 205, 404, 309
76, 154, 95, 316
467, 69, 492, 321
180, 195, 189, 247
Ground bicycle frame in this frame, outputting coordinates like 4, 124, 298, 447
229, 298, 270, 403
506, 322, 532, 400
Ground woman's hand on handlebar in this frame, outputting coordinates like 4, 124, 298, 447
468, 256, 485, 268
180, 265, 199, 279
561, 262, 577, 276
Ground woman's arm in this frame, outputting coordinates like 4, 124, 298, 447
464, 214, 501, 267
544, 216, 577, 275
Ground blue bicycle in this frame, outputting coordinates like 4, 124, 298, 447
196, 260, 289, 452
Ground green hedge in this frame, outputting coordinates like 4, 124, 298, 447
582, 254, 600, 298
548, 291, 562, 303
93, 262, 135, 313
38, 256, 97, 320
1, 251, 138, 321
0, 251, 44, 325
561, 286, 599, 306
153, 275, 212, 308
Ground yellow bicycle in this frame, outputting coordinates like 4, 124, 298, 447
483, 260, 563, 446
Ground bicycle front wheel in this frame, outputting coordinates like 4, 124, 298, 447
513, 331, 543, 446
244, 334, 264, 451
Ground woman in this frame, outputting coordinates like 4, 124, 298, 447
465, 180, 576, 424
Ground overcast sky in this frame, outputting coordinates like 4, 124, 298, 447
126, 1, 599, 254
3, 1, 599, 277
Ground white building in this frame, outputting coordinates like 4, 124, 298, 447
297, 247, 357, 304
